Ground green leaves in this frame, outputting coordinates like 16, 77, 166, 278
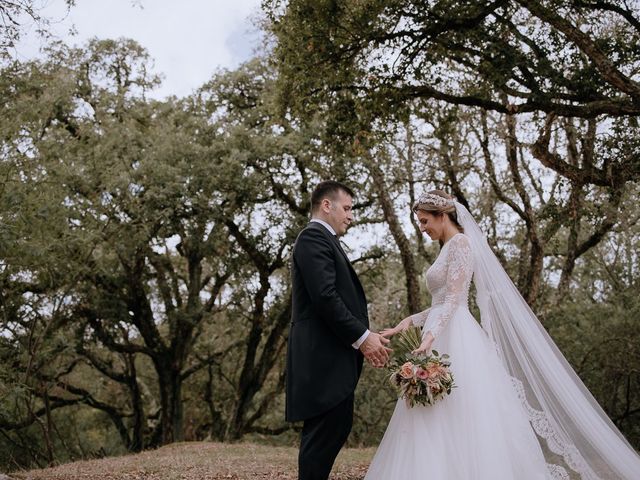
266, 0, 640, 118
389, 325, 423, 359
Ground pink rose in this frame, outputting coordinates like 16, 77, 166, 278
416, 368, 429, 380
400, 362, 414, 379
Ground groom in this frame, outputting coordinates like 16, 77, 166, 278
286, 180, 391, 480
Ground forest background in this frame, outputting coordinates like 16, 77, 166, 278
1, 0, 639, 472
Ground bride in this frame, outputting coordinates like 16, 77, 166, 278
365, 190, 640, 480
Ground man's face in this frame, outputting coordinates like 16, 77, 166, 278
323, 190, 354, 236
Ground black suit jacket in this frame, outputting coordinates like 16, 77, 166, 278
285, 221, 369, 422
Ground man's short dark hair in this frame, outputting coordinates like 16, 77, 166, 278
311, 180, 355, 213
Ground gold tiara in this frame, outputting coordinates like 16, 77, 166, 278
415, 192, 455, 208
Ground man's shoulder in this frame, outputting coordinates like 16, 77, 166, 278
294, 223, 334, 252
297, 222, 330, 240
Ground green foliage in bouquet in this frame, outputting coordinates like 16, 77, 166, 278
387, 325, 445, 366
389, 325, 424, 362
386, 326, 455, 407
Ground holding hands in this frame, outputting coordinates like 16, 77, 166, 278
363, 314, 437, 367
379, 315, 436, 356
380, 316, 413, 339
359, 332, 392, 368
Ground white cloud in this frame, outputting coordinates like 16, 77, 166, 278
14, 0, 263, 98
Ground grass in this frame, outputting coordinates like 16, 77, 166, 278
11, 442, 376, 480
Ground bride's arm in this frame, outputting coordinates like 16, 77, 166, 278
428, 234, 472, 339
409, 308, 431, 327
380, 308, 430, 338
414, 235, 472, 353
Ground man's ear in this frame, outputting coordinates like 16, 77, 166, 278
321, 198, 331, 212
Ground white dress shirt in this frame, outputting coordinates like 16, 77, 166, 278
310, 218, 370, 349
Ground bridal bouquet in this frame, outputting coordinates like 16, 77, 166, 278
387, 326, 455, 407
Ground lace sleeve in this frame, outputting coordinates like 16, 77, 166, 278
428, 234, 473, 339
409, 308, 431, 327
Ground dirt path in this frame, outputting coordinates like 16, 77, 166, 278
10, 442, 376, 480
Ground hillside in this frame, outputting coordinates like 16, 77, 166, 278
10, 442, 375, 480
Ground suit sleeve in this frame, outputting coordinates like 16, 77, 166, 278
294, 228, 368, 347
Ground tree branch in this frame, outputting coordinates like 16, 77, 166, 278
518, 0, 640, 99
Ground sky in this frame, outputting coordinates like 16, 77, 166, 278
14, 0, 264, 99
9, 0, 391, 257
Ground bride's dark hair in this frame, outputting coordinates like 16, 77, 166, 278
412, 190, 464, 234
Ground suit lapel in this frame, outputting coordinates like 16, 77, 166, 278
307, 222, 365, 294
308, 222, 353, 270
331, 235, 353, 267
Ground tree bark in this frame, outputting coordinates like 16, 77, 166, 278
505, 112, 544, 304
368, 155, 422, 313
126, 354, 145, 451
155, 360, 184, 445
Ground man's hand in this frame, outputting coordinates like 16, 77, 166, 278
359, 332, 392, 368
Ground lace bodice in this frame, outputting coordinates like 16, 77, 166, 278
410, 233, 473, 338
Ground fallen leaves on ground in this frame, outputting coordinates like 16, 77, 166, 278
11, 442, 376, 480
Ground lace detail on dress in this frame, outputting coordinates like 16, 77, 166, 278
510, 377, 602, 480
547, 464, 569, 480
425, 234, 473, 339
409, 307, 431, 327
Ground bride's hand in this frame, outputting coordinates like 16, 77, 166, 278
412, 331, 435, 355
379, 326, 398, 338
380, 317, 412, 338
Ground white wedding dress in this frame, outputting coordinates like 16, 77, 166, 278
366, 200, 640, 479
365, 233, 555, 479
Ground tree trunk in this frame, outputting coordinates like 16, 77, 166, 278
368, 157, 423, 313
505, 111, 544, 305
204, 364, 226, 441
126, 354, 145, 451
156, 360, 184, 445
226, 324, 264, 441
41, 389, 55, 466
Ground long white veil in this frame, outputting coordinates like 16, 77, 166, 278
454, 201, 640, 480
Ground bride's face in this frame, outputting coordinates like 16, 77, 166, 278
416, 210, 443, 241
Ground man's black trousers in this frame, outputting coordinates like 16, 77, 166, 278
298, 393, 354, 480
